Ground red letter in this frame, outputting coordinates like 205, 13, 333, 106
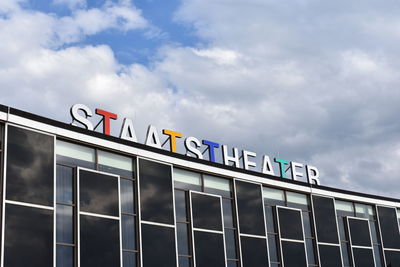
95, 109, 118, 135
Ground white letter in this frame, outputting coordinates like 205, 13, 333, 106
222, 145, 240, 167
242, 150, 257, 170
119, 118, 137, 142
262, 155, 275, 175
290, 162, 304, 181
306, 165, 320, 185
70, 104, 93, 130
184, 137, 203, 159
145, 125, 162, 148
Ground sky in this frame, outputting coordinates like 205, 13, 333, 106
1, 0, 400, 198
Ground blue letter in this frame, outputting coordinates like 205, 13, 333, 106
202, 140, 220, 162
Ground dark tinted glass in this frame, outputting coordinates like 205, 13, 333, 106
306, 239, 316, 264
268, 234, 279, 262
178, 257, 191, 267
6, 126, 54, 206
191, 193, 222, 231
122, 215, 136, 250
318, 244, 342, 267
57, 165, 74, 204
141, 223, 177, 267
377, 206, 400, 249
123, 251, 137, 267
56, 204, 74, 244
175, 190, 187, 222
278, 208, 304, 240
4, 204, 53, 267
121, 179, 135, 214
281, 241, 307, 267
348, 218, 372, 246
265, 206, 276, 233
302, 212, 312, 237
80, 215, 120, 267
235, 181, 265, 235
385, 250, 400, 267
225, 228, 237, 259
222, 198, 234, 228
341, 242, 351, 266
352, 248, 374, 267
139, 159, 174, 224
57, 245, 74, 267
240, 236, 269, 267
194, 231, 225, 267
79, 170, 119, 216
312, 196, 339, 244
177, 223, 190, 255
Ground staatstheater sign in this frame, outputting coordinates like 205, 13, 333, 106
70, 104, 320, 185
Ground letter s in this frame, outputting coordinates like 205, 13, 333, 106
70, 104, 94, 130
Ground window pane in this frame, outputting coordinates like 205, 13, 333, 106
236, 181, 266, 236
287, 192, 309, 210
173, 168, 201, 191
302, 212, 312, 238
227, 261, 238, 267
335, 200, 354, 217
225, 228, 237, 259
281, 241, 307, 267
348, 218, 372, 247
56, 165, 74, 204
222, 199, 234, 228
369, 221, 378, 244
267, 234, 279, 262
56, 140, 95, 168
352, 248, 375, 267
265, 206, 276, 233
79, 169, 119, 216
175, 190, 187, 222
141, 223, 177, 267
121, 179, 135, 214
57, 245, 74, 267
194, 231, 225, 267
355, 203, 374, 220
373, 245, 383, 267
305, 239, 316, 265
6, 126, 54, 206
384, 250, 400, 267
337, 217, 346, 241
277, 207, 304, 240
123, 251, 137, 267
4, 204, 53, 267
341, 242, 351, 267
191, 192, 223, 231
177, 223, 190, 255
318, 244, 342, 267
122, 215, 136, 250
98, 150, 133, 177
178, 257, 192, 267
80, 215, 120, 267
204, 175, 231, 197
56, 204, 74, 244
312, 196, 339, 244
377, 206, 400, 249
263, 187, 285, 206
139, 159, 174, 224
240, 236, 269, 267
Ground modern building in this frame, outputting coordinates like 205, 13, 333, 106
0, 104, 399, 267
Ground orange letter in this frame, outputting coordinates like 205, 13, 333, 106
162, 129, 182, 153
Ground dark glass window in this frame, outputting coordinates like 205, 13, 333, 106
4, 204, 53, 267
352, 248, 374, 267
139, 159, 174, 224
141, 223, 177, 267
277, 207, 304, 240
56, 165, 74, 204
312, 196, 339, 244
194, 231, 225, 267
191, 192, 222, 231
318, 244, 342, 267
80, 215, 120, 267
385, 250, 400, 267
121, 179, 135, 214
123, 251, 137, 267
6, 126, 54, 206
122, 215, 136, 250
225, 229, 238, 259
56, 204, 74, 244
175, 190, 187, 222
348, 218, 372, 247
79, 169, 119, 217
178, 257, 192, 267
222, 198, 234, 228
240, 236, 269, 267
268, 234, 279, 262
281, 241, 307, 267
235, 180, 265, 236
57, 245, 74, 267
377, 206, 400, 249
177, 223, 190, 255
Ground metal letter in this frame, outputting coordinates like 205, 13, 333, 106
70, 104, 94, 130
274, 158, 289, 178
119, 118, 138, 142
262, 155, 275, 175
306, 165, 320, 185
95, 108, 118, 135
185, 137, 203, 159
202, 140, 219, 162
145, 125, 162, 148
290, 162, 304, 181
162, 129, 183, 153
222, 145, 240, 167
242, 150, 256, 170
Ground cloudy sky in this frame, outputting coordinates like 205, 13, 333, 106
1, 0, 400, 198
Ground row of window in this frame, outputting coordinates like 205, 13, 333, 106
1, 124, 400, 267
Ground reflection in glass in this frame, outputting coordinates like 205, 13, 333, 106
191, 192, 223, 231
204, 175, 231, 197
355, 203, 374, 220
377, 206, 400, 249
4, 204, 53, 267
123, 251, 137, 267
278, 208, 304, 241
263, 187, 285, 206
173, 168, 202, 191
305, 239, 316, 265
175, 190, 187, 222
194, 231, 225, 267
178, 257, 191, 267
302, 212, 312, 238
281, 241, 307, 267
56, 204, 74, 244
57, 165, 73, 204
79, 170, 119, 217
240, 236, 269, 267
57, 245, 74, 267
56, 140, 95, 168
265, 206, 276, 233
141, 223, 177, 267
98, 150, 133, 177
7, 126, 54, 206
337, 217, 346, 241
373, 245, 383, 267
369, 221, 378, 243
227, 261, 238, 267
177, 223, 190, 255
384, 250, 400, 267
341, 243, 351, 267
222, 199, 234, 228
122, 215, 136, 250
348, 218, 372, 246
140, 159, 174, 224
121, 179, 135, 214
335, 200, 354, 217
286, 192, 309, 210
318, 244, 343, 267
312, 196, 339, 244
267, 234, 279, 262
352, 247, 375, 267
80, 215, 120, 267
225, 229, 237, 259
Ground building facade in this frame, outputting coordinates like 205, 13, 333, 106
0, 104, 399, 267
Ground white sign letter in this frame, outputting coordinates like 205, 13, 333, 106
145, 125, 162, 148
242, 150, 257, 170
119, 118, 138, 142
262, 155, 275, 175
184, 137, 203, 159
306, 165, 320, 185
70, 104, 94, 130
222, 145, 240, 167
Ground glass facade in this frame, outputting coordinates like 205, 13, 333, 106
0, 120, 399, 267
